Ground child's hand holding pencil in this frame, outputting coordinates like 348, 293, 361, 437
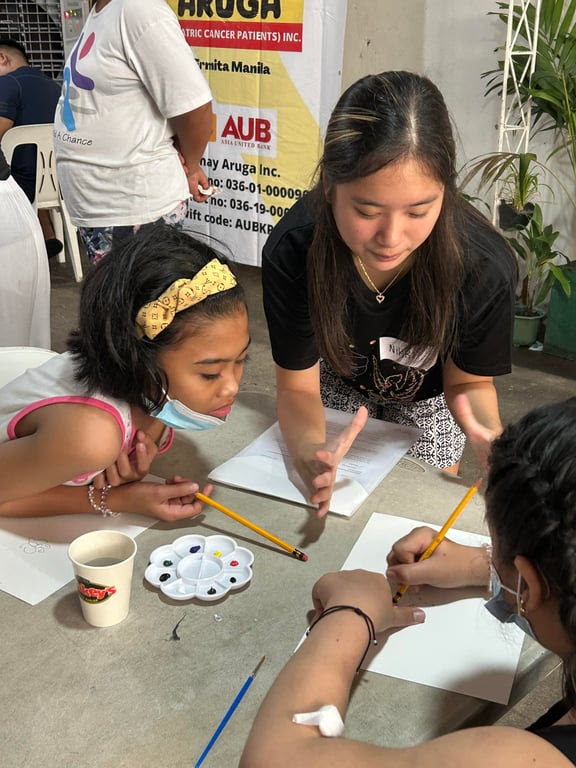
386, 527, 489, 590
386, 478, 490, 605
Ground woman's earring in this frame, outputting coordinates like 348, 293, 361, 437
520, 597, 527, 614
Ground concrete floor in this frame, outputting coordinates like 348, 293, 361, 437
49, 248, 576, 730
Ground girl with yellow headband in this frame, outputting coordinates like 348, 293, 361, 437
0, 223, 250, 520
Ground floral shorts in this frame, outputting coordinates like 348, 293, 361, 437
78, 200, 188, 265
319, 360, 466, 468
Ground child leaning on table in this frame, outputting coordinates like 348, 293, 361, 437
0, 223, 250, 520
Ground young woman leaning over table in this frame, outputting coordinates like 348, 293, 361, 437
241, 397, 576, 768
262, 71, 517, 517
0, 223, 250, 520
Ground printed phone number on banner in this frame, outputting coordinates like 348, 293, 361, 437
208, 177, 304, 199
208, 194, 293, 219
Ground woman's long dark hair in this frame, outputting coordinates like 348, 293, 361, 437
308, 70, 504, 376
486, 398, 576, 706
67, 223, 246, 411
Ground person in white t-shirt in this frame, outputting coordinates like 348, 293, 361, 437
54, 0, 213, 264
0, 147, 50, 348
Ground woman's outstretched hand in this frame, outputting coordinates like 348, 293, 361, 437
307, 407, 368, 518
453, 393, 498, 470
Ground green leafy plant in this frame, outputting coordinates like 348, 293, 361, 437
507, 202, 571, 314
484, 0, 576, 178
460, 151, 542, 211
460, 151, 557, 227
459, 150, 576, 231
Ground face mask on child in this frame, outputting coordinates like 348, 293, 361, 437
153, 395, 225, 431
485, 565, 538, 641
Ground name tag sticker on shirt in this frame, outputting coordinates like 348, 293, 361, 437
379, 337, 437, 371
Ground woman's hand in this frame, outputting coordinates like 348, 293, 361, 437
386, 526, 488, 589
312, 569, 426, 633
93, 430, 158, 489
172, 139, 210, 202
443, 356, 502, 470
304, 407, 368, 518
187, 164, 212, 202
452, 393, 497, 470
107, 477, 214, 522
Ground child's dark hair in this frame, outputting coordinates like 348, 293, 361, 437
68, 223, 246, 411
486, 398, 576, 706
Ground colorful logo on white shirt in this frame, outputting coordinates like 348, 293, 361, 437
61, 31, 96, 131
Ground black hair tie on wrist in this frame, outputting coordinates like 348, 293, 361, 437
305, 604, 378, 673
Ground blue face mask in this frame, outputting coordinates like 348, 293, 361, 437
485, 565, 538, 641
153, 395, 226, 431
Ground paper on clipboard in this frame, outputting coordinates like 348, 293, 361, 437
209, 408, 421, 517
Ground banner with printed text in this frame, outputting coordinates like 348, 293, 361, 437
167, 0, 347, 266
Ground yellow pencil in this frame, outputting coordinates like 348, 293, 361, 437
392, 478, 482, 604
196, 492, 308, 562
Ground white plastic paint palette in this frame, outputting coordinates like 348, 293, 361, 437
145, 534, 254, 602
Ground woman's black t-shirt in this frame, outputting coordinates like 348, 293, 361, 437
262, 195, 516, 404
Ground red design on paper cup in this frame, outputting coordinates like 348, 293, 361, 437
77, 576, 117, 603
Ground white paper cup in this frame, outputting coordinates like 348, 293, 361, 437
68, 530, 137, 627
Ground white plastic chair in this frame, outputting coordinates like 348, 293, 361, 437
1, 123, 83, 282
0, 347, 58, 389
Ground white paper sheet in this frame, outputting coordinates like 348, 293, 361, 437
209, 408, 421, 517
339, 514, 524, 704
0, 478, 161, 605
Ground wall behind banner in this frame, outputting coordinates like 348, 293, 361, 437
342, 1, 576, 252
342, 1, 503, 174
168, 0, 347, 267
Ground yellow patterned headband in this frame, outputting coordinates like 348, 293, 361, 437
135, 258, 237, 340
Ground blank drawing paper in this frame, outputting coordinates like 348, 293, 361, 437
341, 514, 525, 704
0, 514, 151, 606
0, 476, 163, 605
209, 408, 421, 517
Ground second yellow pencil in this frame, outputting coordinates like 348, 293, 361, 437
196, 492, 308, 562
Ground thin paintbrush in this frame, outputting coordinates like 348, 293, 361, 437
194, 656, 266, 768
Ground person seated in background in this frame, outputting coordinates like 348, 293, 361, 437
0, 145, 50, 348
53, 0, 213, 264
241, 397, 576, 767
0, 38, 63, 257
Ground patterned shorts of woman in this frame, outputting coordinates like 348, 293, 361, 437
319, 360, 466, 469
78, 200, 189, 265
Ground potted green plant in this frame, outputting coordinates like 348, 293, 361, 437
506, 203, 571, 345
481, 0, 576, 354
459, 151, 557, 229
